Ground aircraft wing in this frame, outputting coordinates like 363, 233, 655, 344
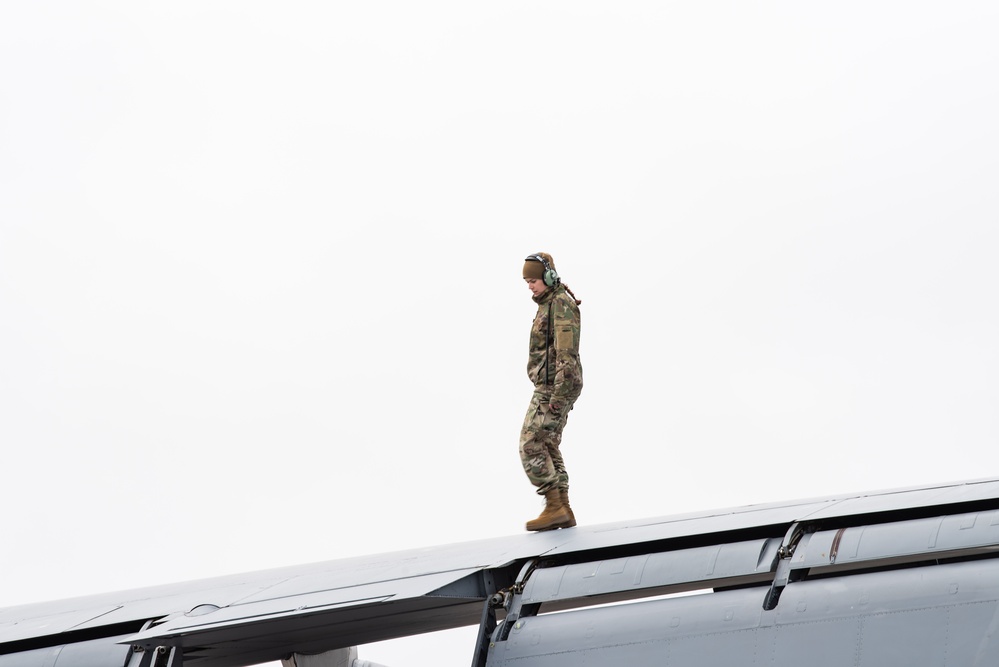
3, 477, 999, 667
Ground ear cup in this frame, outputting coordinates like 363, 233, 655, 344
526, 252, 560, 287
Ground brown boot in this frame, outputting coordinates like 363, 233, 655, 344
525, 488, 573, 532
560, 489, 577, 528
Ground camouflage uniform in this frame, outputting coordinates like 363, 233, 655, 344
519, 283, 583, 495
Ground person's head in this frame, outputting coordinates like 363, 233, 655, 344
523, 252, 559, 297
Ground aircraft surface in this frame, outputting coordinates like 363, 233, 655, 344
3, 477, 999, 666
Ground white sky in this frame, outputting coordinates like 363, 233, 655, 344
2, 2, 998, 666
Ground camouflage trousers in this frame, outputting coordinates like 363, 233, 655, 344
519, 386, 580, 495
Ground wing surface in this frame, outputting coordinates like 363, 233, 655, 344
2, 477, 998, 667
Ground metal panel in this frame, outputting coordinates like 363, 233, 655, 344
799, 478, 999, 521
0, 535, 529, 642
946, 600, 999, 665
0, 636, 132, 667
858, 609, 948, 667
521, 538, 781, 604
769, 618, 862, 667
791, 510, 999, 571
0, 605, 124, 644
667, 628, 767, 667
487, 558, 999, 667
126, 568, 481, 641
540, 501, 834, 556
489, 587, 768, 666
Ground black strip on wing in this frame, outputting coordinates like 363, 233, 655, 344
0, 620, 148, 655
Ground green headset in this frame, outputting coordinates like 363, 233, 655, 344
526, 253, 560, 287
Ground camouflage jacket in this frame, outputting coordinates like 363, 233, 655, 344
527, 284, 583, 404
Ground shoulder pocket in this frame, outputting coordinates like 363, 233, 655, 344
555, 326, 574, 350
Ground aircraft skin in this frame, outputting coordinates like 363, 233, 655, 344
2, 478, 999, 666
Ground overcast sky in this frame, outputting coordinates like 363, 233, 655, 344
2, 2, 998, 666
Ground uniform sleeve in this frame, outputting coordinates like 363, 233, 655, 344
550, 296, 582, 406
